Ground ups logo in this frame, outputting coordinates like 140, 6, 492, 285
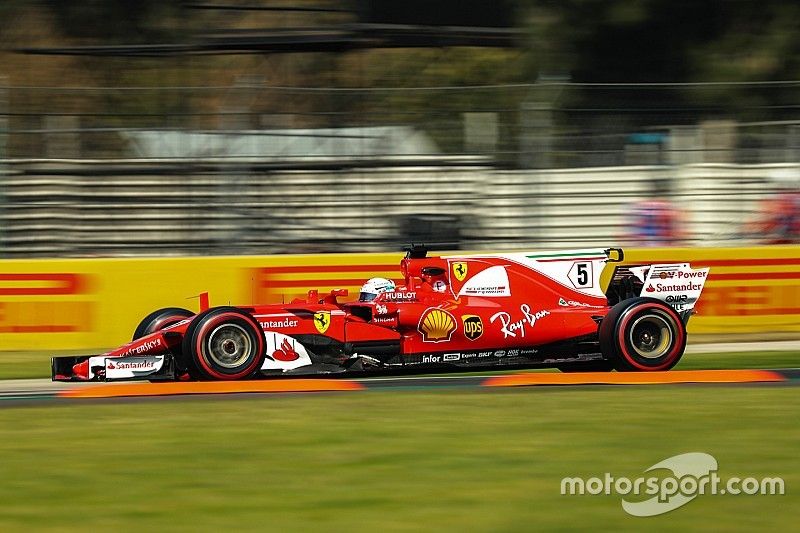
462, 315, 483, 341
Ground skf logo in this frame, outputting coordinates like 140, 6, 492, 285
462, 315, 483, 341
452, 262, 468, 282
313, 311, 331, 334
418, 308, 456, 342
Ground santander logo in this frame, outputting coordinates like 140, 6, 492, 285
649, 282, 702, 293
271, 339, 299, 361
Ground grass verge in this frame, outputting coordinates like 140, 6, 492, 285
0, 387, 796, 531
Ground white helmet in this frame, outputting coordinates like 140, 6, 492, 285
359, 277, 396, 302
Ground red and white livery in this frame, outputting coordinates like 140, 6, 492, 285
52, 246, 709, 381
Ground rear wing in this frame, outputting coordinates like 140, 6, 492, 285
606, 263, 710, 316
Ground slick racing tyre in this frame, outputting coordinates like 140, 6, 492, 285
599, 297, 687, 372
182, 307, 266, 380
132, 307, 195, 341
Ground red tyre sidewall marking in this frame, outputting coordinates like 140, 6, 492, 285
194, 312, 264, 380
616, 303, 685, 371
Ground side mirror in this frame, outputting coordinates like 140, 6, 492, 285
421, 266, 446, 276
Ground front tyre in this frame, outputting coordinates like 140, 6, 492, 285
132, 307, 195, 341
182, 307, 266, 380
599, 297, 687, 372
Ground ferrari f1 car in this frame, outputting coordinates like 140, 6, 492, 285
52, 246, 709, 382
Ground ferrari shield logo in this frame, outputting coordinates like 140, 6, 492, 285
313, 311, 331, 334
452, 262, 468, 282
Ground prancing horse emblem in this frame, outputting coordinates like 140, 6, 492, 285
452, 262, 468, 282
314, 311, 331, 334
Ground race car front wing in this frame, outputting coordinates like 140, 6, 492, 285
52, 354, 176, 382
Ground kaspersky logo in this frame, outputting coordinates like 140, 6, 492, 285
418, 308, 456, 342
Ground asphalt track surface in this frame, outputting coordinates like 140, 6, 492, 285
0, 339, 797, 404
0, 368, 797, 405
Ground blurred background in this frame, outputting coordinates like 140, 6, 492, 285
1, 0, 799, 257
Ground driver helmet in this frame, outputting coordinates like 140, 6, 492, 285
359, 277, 396, 302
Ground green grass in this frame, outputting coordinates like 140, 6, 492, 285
0, 350, 103, 380
2, 347, 797, 380
674, 350, 799, 370
0, 387, 796, 531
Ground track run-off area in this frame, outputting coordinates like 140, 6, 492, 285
0, 340, 796, 403
0, 368, 795, 403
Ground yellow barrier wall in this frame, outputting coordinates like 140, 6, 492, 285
622, 246, 800, 334
0, 246, 798, 351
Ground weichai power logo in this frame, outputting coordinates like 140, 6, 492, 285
462, 315, 483, 340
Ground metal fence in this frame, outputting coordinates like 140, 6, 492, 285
1, 82, 800, 257
4, 82, 800, 166
1, 158, 795, 257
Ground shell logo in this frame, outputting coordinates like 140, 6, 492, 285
418, 308, 456, 342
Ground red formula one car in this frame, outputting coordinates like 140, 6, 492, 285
52, 246, 709, 382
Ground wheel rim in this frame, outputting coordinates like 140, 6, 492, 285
628, 313, 673, 359
204, 323, 253, 368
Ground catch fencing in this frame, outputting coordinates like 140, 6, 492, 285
0, 159, 795, 257
1, 82, 800, 257
4, 82, 800, 166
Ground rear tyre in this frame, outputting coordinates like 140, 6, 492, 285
182, 307, 266, 380
132, 307, 195, 341
599, 297, 686, 372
